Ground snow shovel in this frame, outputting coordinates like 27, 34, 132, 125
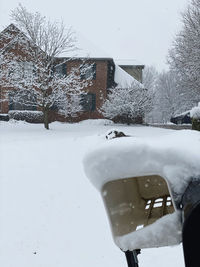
83, 130, 200, 267
101, 175, 175, 267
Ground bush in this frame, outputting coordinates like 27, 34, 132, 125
0, 114, 9, 121
100, 83, 152, 125
190, 103, 200, 131
8, 110, 43, 123
192, 118, 200, 131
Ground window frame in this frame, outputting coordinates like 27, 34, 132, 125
80, 63, 96, 80
80, 92, 96, 112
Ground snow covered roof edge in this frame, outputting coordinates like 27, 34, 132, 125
114, 64, 143, 89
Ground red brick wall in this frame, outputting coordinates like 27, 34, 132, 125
1, 59, 110, 121
50, 59, 109, 122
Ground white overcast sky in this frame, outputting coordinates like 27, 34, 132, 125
0, 0, 189, 71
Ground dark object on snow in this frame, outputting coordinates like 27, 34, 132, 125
0, 114, 9, 121
181, 179, 200, 267
106, 130, 127, 139
170, 111, 191, 125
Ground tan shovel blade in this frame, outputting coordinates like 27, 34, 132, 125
102, 175, 174, 237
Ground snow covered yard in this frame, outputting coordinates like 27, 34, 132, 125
0, 120, 185, 267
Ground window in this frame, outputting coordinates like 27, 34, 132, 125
54, 63, 67, 76
80, 93, 96, 111
9, 91, 37, 111
23, 62, 35, 79
14, 61, 35, 80
80, 64, 96, 80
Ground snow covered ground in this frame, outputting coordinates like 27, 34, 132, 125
0, 120, 185, 267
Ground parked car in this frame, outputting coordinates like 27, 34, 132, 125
170, 111, 191, 124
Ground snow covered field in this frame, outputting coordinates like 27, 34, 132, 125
0, 120, 185, 267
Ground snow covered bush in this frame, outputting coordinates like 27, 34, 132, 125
100, 83, 152, 124
8, 110, 43, 123
190, 102, 200, 119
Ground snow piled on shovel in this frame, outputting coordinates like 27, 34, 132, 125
83, 129, 200, 250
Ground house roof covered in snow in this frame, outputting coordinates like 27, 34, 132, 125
0, 24, 143, 89
59, 30, 111, 59
58, 30, 143, 87
114, 64, 143, 88
115, 59, 144, 67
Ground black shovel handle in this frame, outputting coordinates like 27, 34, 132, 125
125, 250, 141, 267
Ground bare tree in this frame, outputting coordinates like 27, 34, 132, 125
11, 4, 77, 59
153, 71, 181, 123
168, 0, 200, 109
0, 5, 91, 129
142, 65, 158, 123
143, 65, 158, 93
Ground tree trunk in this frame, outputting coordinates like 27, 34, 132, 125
43, 108, 49, 130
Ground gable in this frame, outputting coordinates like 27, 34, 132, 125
0, 24, 21, 50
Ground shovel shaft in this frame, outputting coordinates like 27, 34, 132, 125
125, 250, 140, 267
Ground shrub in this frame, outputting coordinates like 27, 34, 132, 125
192, 118, 200, 131
190, 103, 200, 131
0, 114, 9, 121
8, 110, 43, 123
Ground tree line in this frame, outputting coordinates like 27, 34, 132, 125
147, 0, 200, 123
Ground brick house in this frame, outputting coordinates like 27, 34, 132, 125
0, 24, 143, 122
